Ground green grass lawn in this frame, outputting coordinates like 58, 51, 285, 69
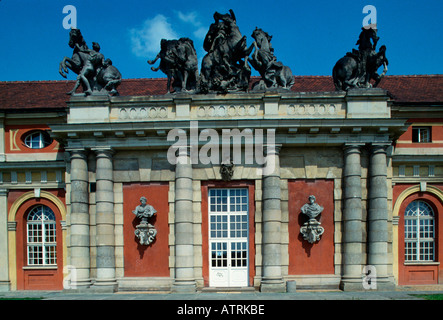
411, 294, 443, 300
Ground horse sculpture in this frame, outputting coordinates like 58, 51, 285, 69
59, 28, 122, 95
249, 27, 294, 90
332, 28, 388, 91
199, 9, 252, 93
148, 38, 199, 93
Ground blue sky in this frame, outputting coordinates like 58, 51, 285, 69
0, 0, 441, 81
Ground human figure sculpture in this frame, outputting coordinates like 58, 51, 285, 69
198, 9, 253, 93
300, 195, 325, 244
67, 42, 105, 95
301, 195, 324, 219
148, 37, 199, 93
332, 27, 388, 91
249, 27, 294, 90
59, 28, 122, 96
132, 196, 157, 246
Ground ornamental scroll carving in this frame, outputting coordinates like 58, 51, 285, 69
132, 196, 157, 246
300, 195, 324, 244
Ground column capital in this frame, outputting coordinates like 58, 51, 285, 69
369, 143, 390, 154
264, 144, 282, 156
175, 146, 192, 157
343, 143, 364, 154
66, 148, 88, 160
92, 147, 115, 158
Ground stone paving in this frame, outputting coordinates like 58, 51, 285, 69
0, 289, 441, 300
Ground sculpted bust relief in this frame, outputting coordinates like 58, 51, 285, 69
301, 195, 324, 220
300, 195, 325, 244
132, 196, 157, 246
133, 196, 157, 222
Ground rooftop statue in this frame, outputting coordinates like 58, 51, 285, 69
249, 27, 294, 91
59, 28, 122, 96
332, 27, 388, 91
148, 38, 199, 93
198, 9, 253, 93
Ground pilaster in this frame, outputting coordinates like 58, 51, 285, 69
0, 188, 10, 291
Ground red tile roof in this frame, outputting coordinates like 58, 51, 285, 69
0, 75, 442, 111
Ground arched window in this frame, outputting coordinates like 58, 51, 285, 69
404, 200, 435, 262
23, 130, 53, 149
26, 205, 57, 266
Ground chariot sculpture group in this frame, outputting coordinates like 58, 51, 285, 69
59, 9, 388, 96
146, 10, 295, 94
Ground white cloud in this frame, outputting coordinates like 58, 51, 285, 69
177, 11, 200, 27
177, 11, 206, 40
129, 14, 179, 57
193, 27, 207, 40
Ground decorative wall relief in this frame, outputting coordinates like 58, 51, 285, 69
132, 196, 157, 245
220, 160, 235, 181
300, 195, 324, 243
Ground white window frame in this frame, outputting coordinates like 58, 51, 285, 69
26, 205, 57, 266
412, 127, 431, 143
208, 188, 249, 287
23, 131, 52, 149
404, 200, 435, 262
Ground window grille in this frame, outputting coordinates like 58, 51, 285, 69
412, 127, 431, 143
404, 200, 435, 262
209, 188, 248, 269
26, 205, 57, 266
23, 131, 53, 149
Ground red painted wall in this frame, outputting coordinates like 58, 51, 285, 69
123, 183, 170, 277
396, 122, 443, 149
5, 125, 62, 154
288, 179, 335, 275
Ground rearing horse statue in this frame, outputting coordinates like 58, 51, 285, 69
59, 28, 90, 79
59, 28, 122, 95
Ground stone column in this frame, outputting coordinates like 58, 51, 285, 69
260, 144, 285, 292
368, 144, 394, 290
340, 144, 364, 291
0, 189, 10, 291
68, 148, 91, 290
172, 147, 196, 293
93, 148, 117, 291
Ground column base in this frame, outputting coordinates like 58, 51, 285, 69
371, 277, 396, 291
64, 279, 92, 291
339, 278, 365, 291
172, 280, 197, 293
92, 279, 118, 293
260, 279, 286, 293
0, 281, 11, 292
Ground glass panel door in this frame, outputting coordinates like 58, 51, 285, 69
209, 188, 249, 287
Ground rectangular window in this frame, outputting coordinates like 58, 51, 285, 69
412, 127, 431, 143
27, 221, 57, 265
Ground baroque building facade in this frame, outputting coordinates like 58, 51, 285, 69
0, 75, 442, 292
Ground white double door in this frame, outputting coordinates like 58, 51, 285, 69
208, 188, 249, 287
